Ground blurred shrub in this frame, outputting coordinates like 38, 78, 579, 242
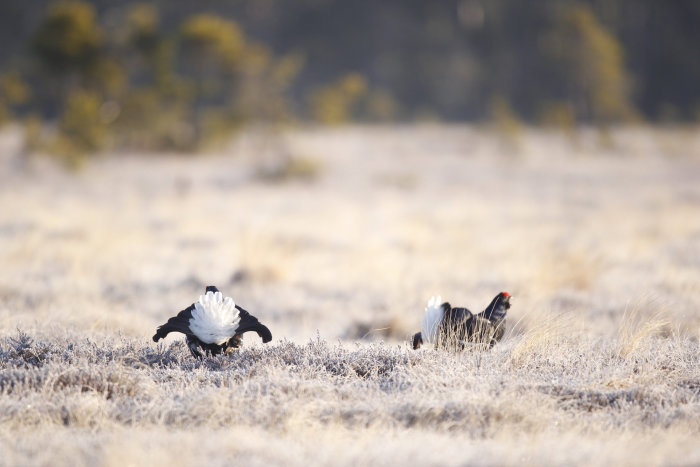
309, 75, 400, 124
4, 0, 700, 151
197, 107, 241, 149
125, 4, 175, 89
114, 86, 196, 151
538, 101, 576, 129
541, 5, 635, 123
0, 72, 31, 104
22, 116, 44, 154
31, 0, 127, 108
279, 155, 323, 182
14, 4, 308, 159
176, 15, 300, 146
89, 57, 128, 97
256, 154, 324, 183
309, 73, 368, 124
0, 102, 8, 125
489, 95, 522, 150
32, 1, 102, 72
51, 90, 109, 165
179, 14, 244, 71
0, 71, 31, 125
538, 100, 580, 144
126, 3, 159, 51
234, 47, 304, 123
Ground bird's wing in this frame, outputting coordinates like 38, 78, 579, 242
446, 307, 474, 343
233, 305, 273, 343
152, 304, 195, 342
471, 316, 502, 347
449, 307, 473, 324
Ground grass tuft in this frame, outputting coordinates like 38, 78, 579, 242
617, 299, 671, 358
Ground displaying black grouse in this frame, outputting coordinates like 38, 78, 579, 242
412, 292, 511, 350
153, 286, 272, 358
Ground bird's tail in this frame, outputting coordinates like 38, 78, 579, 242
421, 296, 446, 344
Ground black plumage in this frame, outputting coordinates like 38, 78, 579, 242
153, 285, 272, 358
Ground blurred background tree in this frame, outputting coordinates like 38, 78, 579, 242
0, 0, 699, 159
31, 2, 125, 110
0, 71, 31, 125
539, 4, 635, 124
309, 73, 367, 124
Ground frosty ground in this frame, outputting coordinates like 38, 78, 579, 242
0, 125, 699, 466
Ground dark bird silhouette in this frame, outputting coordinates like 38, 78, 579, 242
153, 286, 272, 358
412, 292, 511, 350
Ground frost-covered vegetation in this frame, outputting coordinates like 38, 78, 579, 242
1, 327, 698, 466
1, 126, 699, 465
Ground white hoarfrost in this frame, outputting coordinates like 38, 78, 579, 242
421, 296, 445, 344
189, 291, 241, 345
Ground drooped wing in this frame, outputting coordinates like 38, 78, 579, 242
234, 305, 273, 343
152, 304, 195, 342
470, 316, 503, 347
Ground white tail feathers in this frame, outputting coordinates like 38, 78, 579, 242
421, 296, 444, 344
189, 291, 241, 344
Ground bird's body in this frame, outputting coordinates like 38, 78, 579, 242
413, 292, 511, 350
153, 286, 272, 358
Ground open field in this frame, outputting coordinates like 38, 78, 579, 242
1, 125, 699, 466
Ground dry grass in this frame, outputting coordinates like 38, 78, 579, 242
508, 310, 576, 367
0, 328, 698, 466
1, 125, 699, 466
617, 298, 672, 358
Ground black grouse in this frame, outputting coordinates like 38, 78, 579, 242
153, 286, 272, 358
412, 292, 511, 350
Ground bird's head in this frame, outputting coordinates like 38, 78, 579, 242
499, 291, 511, 310
482, 291, 511, 320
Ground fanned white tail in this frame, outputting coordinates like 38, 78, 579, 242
421, 296, 445, 344
189, 291, 241, 344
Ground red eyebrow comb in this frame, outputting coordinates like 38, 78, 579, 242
501, 291, 510, 297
